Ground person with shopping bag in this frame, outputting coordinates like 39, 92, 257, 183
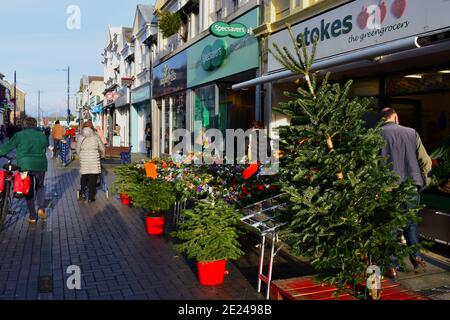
76, 121, 105, 202
0, 117, 48, 223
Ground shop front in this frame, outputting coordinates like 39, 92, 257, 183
187, 6, 260, 151
234, 0, 450, 244
114, 86, 131, 147
102, 90, 119, 145
131, 83, 152, 154
153, 50, 188, 157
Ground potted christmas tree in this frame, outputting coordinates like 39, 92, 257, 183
129, 178, 177, 235
111, 163, 143, 205
269, 28, 422, 298
172, 197, 244, 286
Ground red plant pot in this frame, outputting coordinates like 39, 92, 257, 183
120, 193, 133, 205
146, 216, 165, 235
197, 260, 227, 286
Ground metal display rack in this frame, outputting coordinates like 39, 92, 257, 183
240, 194, 287, 300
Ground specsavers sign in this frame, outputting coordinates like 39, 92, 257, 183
268, 0, 450, 73
188, 8, 259, 88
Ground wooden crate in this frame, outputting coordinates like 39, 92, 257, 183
270, 276, 431, 300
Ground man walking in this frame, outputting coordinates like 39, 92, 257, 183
51, 120, 64, 159
381, 108, 432, 277
0, 117, 48, 223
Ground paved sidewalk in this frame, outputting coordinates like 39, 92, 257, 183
0, 152, 262, 300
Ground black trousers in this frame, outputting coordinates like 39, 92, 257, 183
80, 174, 98, 201
25, 171, 46, 219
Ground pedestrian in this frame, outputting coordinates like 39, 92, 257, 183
145, 122, 152, 158
44, 125, 51, 145
381, 108, 432, 278
51, 120, 65, 159
76, 121, 105, 202
0, 117, 48, 223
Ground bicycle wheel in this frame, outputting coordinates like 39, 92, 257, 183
0, 180, 11, 229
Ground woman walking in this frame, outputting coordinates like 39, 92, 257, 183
76, 121, 105, 202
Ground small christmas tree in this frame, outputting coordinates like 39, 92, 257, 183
270, 27, 421, 293
128, 178, 177, 217
172, 197, 244, 262
111, 163, 144, 196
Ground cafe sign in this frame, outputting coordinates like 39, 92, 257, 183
160, 64, 177, 87
210, 21, 248, 38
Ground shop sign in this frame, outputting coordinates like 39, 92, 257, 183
187, 8, 259, 88
210, 21, 248, 38
115, 87, 130, 107
103, 91, 119, 107
91, 104, 103, 113
89, 95, 98, 108
201, 39, 228, 71
131, 83, 151, 104
268, 0, 450, 73
153, 50, 187, 98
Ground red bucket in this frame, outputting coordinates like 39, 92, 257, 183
120, 193, 133, 205
197, 260, 227, 286
146, 216, 165, 235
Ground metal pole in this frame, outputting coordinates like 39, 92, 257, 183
67, 66, 70, 126
13, 71, 16, 125
38, 90, 41, 126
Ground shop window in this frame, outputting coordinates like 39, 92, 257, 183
194, 85, 217, 152
172, 93, 186, 150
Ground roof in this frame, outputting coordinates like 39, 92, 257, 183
137, 4, 155, 23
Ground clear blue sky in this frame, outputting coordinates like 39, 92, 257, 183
0, 0, 154, 119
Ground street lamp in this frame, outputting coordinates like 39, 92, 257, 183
56, 66, 70, 126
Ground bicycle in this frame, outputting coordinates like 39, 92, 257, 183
0, 156, 21, 229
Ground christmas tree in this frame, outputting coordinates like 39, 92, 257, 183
172, 197, 244, 262
270, 27, 421, 292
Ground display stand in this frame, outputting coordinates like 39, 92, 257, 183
60, 138, 73, 167
240, 194, 287, 300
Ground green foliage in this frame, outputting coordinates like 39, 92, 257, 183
428, 138, 450, 187
270, 27, 422, 292
158, 11, 182, 38
111, 163, 144, 196
128, 178, 177, 216
172, 197, 244, 262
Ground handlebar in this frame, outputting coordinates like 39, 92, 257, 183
0, 156, 20, 172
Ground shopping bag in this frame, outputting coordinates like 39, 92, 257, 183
0, 170, 5, 193
13, 172, 31, 198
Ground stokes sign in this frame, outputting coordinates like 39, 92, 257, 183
268, 0, 450, 73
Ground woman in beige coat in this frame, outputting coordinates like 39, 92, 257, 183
76, 121, 105, 202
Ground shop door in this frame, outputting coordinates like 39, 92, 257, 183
384, 98, 422, 135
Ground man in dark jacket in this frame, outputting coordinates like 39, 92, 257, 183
0, 117, 48, 223
381, 108, 432, 277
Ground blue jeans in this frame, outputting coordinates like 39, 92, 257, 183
391, 190, 421, 268
25, 171, 46, 220
53, 139, 61, 158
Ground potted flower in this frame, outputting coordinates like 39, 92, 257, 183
172, 197, 244, 286
129, 178, 176, 235
111, 163, 144, 205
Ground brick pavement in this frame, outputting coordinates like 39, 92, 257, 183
0, 152, 262, 300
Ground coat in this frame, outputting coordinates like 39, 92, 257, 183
76, 128, 105, 175
381, 122, 432, 188
0, 127, 48, 172
51, 124, 65, 140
